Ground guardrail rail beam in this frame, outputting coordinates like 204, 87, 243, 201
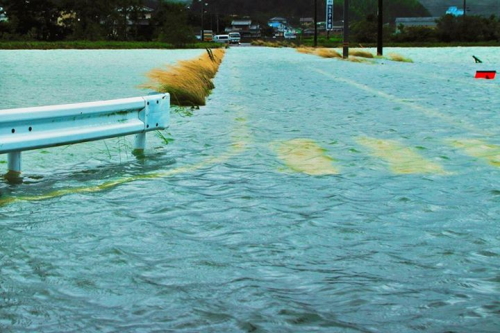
0, 93, 169, 181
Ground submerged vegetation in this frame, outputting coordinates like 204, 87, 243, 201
141, 48, 225, 107
314, 48, 342, 58
386, 53, 413, 62
296, 47, 413, 63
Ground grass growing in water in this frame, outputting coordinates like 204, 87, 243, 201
251, 40, 297, 48
156, 131, 175, 145
349, 49, 374, 58
387, 53, 413, 62
141, 48, 225, 106
296, 47, 413, 63
296, 47, 315, 54
316, 48, 342, 58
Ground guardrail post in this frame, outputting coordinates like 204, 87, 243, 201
6, 151, 21, 181
133, 133, 146, 155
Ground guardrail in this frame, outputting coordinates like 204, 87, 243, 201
0, 93, 169, 180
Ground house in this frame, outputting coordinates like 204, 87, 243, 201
446, 6, 464, 16
228, 19, 252, 32
268, 17, 288, 32
299, 17, 314, 28
226, 19, 261, 37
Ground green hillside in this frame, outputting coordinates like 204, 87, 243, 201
419, 0, 500, 17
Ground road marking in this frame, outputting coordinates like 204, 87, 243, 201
271, 138, 339, 175
357, 137, 447, 175
448, 138, 500, 167
310, 67, 493, 137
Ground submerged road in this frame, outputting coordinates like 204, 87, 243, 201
0, 47, 499, 332
212, 46, 500, 177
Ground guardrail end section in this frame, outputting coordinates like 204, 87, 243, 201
143, 93, 170, 131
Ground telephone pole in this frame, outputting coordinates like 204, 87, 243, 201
343, 0, 349, 58
377, 0, 383, 56
314, 0, 318, 47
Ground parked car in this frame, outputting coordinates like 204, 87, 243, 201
228, 32, 241, 44
213, 34, 230, 43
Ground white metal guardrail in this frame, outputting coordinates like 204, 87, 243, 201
0, 93, 169, 180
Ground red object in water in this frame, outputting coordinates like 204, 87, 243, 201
475, 70, 496, 79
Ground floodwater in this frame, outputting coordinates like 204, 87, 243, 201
0, 46, 499, 332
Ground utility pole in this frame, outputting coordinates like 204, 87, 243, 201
343, 0, 349, 58
200, 0, 204, 41
377, 0, 383, 56
216, 12, 219, 33
314, 0, 318, 47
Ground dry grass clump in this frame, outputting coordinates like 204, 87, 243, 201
315, 48, 342, 58
349, 49, 374, 58
296, 46, 413, 65
251, 40, 281, 47
387, 53, 413, 63
251, 40, 296, 48
141, 48, 225, 106
295, 47, 341, 58
296, 47, 315, 54
251, 39, 267, 46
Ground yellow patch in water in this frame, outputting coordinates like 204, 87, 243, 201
448, 139, 500, 167
272, 138, 339, 175
357, 137, 446, 174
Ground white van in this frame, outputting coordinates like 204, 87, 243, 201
228, 32, 241, 44
213, 35, 230, 43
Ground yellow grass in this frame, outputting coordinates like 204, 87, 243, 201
141, 49, 225, 106
297, 47, 413, 66
315, 48, 342, 58
387, 53, 413, 63
296, 47, 315, 54
349, 49, 374, 58
251, 40, 279, 47
251, 40, 296, 48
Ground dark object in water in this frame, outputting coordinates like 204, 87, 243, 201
472, 55, 483, 63
475, 70, 496, 79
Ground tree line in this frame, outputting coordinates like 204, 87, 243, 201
0, 0, 194, 44
190, 0, 429, 24
1, 0, 500, 44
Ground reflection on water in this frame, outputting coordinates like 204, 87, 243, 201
0, 47, 499, 332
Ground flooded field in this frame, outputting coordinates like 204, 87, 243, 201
0, 47, 499, 332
